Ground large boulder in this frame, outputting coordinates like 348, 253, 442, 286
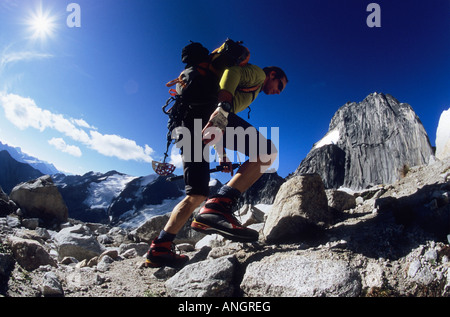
8, 236, 57, 271
41, 272, 64, 297
53, 224, 104, 261
326, 189, 357, 212
240, 251, 361, 297
10, 175, 68, 225
165, 255, 237, 297
263, 173, 331, 243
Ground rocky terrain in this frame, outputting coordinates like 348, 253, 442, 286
0, 93, 449, 298
1, 156, 449, 297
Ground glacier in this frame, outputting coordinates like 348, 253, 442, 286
84, 173, 138, 210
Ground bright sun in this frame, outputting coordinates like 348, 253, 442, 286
26, 5, 57, 41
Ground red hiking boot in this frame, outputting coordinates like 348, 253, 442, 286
191, 196, 259, 242
145, 239, 189, 269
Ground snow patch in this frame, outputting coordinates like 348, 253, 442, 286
254, 204, 272, 214
139, 174, 158, 187
313, 129, 340, 150
118, 196, 184, 229
337, 187, 356, 195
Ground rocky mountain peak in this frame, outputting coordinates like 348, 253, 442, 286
296, 93, 434, 190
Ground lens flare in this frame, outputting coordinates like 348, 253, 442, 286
26, 4, 57, 41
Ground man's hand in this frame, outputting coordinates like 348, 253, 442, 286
202, 107, 229, 145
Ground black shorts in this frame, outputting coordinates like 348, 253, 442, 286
179, 106, 276, 197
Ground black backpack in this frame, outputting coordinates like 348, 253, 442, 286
159, 39, 258, 169
210, 38, 251, 71
166, 39, 253, 104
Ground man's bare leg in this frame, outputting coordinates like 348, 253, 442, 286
227, 153, 278, 194
163, 194, 207, 235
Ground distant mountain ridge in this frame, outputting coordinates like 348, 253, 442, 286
0, 141, 59, 175
0, 150, 43, 194
52, 171, 185, 225
0, 147, 283, 227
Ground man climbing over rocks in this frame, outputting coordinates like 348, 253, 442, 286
146, 40, 288, 268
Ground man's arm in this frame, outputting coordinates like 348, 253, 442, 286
201, 81, 234, 145
218, 89, 233, 104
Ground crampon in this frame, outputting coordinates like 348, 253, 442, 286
152, 160, 176, 176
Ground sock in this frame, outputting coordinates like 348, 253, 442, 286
156, 230, 176, 243
217, 185, 241, 201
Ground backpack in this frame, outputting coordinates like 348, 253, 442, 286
165, 39, 257, 102
159, 39, 260, 170
210, 38, 251, 73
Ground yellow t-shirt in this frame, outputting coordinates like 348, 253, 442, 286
219, 64, 266, 114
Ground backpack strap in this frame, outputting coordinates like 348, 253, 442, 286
237, 84, 262, 102
237, 85, 261, 93
235, 84, 262, 119
166, 74, 186, 96
166, 62, 212, 97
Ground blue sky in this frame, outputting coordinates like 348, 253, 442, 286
0, 0, 449, 182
